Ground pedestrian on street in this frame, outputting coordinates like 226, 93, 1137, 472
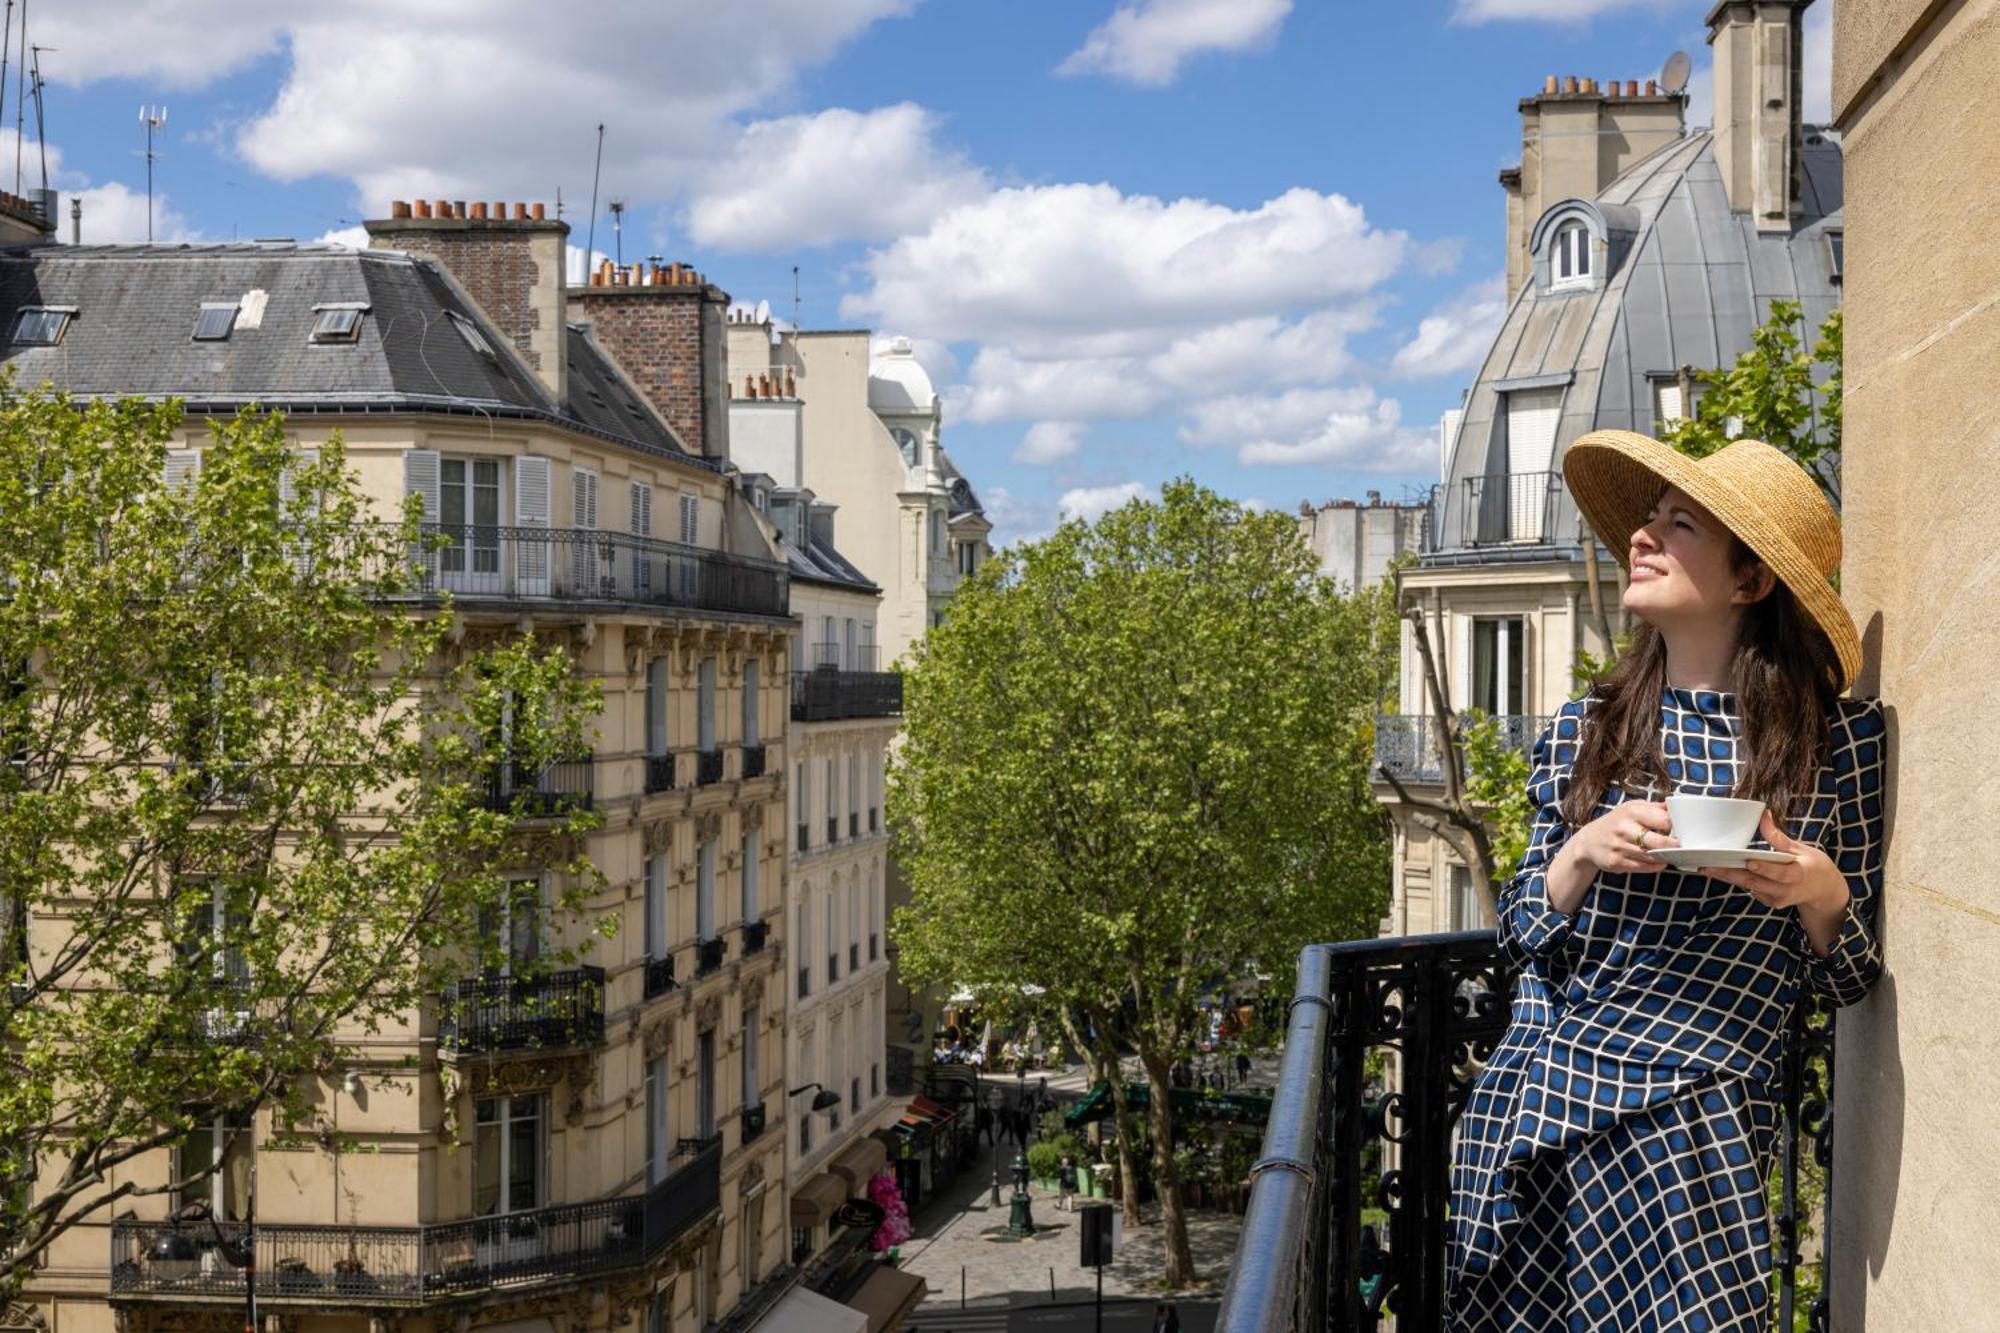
1151, 1302, 1182, 1333
1057, 1154, 1078, 1211
975, 1100, 994, 1146
1235, 1052, 1252, 1087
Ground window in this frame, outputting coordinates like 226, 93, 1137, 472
698, 658, 717, 753
474, 1094, 543, 1215
1653, 376, 1689, 427
861, 622, 877, 671
852, 1076, 861, 1114
1451, 864, 1485, 931
439, 457, 501, 576
798, 1033, 815, 1154
174, 1112, 251, 1220
825, 892, 838, 985
1825, 229, 1844, 284
869, 755, 880, 835
848, 754, 860, 837
696, 1029, 716, 1139
645, 658, 669, 758
448, 311, 497, 360
844, 618, 857, 670
741, 829, 759, 922
309, 306, 365, 343
796, 901, 811, 1000
1552, 221, 1591, 289
10, 307, 72, 346
646, 1286, 672, 1333
957, 541, 978, 576
177, 877, 249, 991
869, 875, 880, 963
1470, 618, 1527, 717
892, 427, 920, 469
679, 493, 699, 545
645, 1054, 672, 1186
1502, 387, 1563, 542
824, 757, 837, 844
192, 304, 237, 341
827, 1013, 844, 1131
930, 510, 944, 554
741, 1007, 759, 1112
644, 854, 669, 960
742, 661, 760, 746
696, 840, 716, 942
848, 880, 860, 970
479, 876, 543, 978
796, 762, 810, 852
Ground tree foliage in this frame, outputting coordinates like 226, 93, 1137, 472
890, 479, 1396, 1282
0, 386, 600, 1288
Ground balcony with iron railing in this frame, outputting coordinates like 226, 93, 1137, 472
1215, 933, 1835, 1332
437, 967, 605, 1057
741, 919, 770, 957
696, 749, 725, 786
109, 1137, 723, 1309
479, 759, 594, 817
695, 936, 727, 978
388, 523, 790, 621
1372, 714, 1550, 786
644, 752, 677, 795
1420, 471, 1583, 558
790, 667, 902, 722
741, 743, 767, 780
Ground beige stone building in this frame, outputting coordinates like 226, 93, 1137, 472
1830, 0, 2000, 1322
2, 204, 799, 1333
1379, 2, 1843, 938
1294, 492, 1426, 594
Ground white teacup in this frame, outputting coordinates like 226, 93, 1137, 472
1665, 794, 1765, 849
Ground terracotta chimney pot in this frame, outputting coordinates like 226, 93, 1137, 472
1562, 75, 1578, 94
1544, 75, 1558, 95
390, 200, 412, 219
1646, 78, 1658, 95
434, 199, 450, 217
785, 369, 796, 396
414, 199, 433, 218
450, 200, 465, 218
531, 202, 546, 220
1626, 80, 1639, 97
470, 202, 488, 219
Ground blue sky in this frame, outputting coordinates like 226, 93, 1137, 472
28, 0, 1829, 545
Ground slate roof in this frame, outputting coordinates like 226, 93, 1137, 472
0, 242, 693, 464
1432, 129, 1843, 557
784, 529, 878, 594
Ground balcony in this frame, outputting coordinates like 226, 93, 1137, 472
741, 743, 767, 780
393, 523, 790, 621
790, 667, 902, 722
1371, 713, 1548, 785
108, 1138, 723, 1308
695, 937, 726, 978
644, 753, 676, 795
695, 749, 725, 787
741, 1102, 768, 1144
741, 919, 770, 957
1420, 470, 1580, 557
643, 953, 676, 999
479, 760, 594, 816
438, 967, 605, 1056
1215, 933, 1834, 1332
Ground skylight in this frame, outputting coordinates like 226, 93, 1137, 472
10, 307, 72, 346
192, 304, 238, 341
448, 310, 497, 360
310, 307, 364, 344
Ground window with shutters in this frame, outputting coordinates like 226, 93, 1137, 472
741, 828, 759, 921
679, 494, 699, 545
742, 661, 760, 747
645, 658, 669, 758
696, 839, 716, 942
164, 449, 202, 493
630, 481, 654, 593
796, 900, 811, 1000
644, 853, 669, 960
438, 457, 502, 581
572, 467, 611, 594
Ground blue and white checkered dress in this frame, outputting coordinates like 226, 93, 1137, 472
1445, 687, 1886, 1332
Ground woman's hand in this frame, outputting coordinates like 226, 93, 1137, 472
1544, 801, 1677, 914
1702, 809, 1851, 955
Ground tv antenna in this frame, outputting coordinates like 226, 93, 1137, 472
1661, 49, 1692, 96
584, 123, 604, 277
140, 104, 167, 242
0, 2, 13, 171
792, 264, 800, 330
29, 43, 49, 193
608, 198, 625, 268
11, 0, 26, 194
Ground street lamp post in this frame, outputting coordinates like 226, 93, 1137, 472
986, 1081, 1004, 1208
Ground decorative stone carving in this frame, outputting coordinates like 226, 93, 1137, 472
740, 802, 765, 833
743, 974, 766, 1012
739, 1158, 766, 1194
1, 1302, 48, 1333
465, 1052, 591, 1102
695, 992, 722, 1034
643, 1014, 676, 1060
696, 809, 723, 843
642, 819, 673, 856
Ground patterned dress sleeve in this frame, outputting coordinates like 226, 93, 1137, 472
1806, 698, 1888, 1007
1495, 707, 1582, 968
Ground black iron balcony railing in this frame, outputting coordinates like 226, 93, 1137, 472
741, 743, 767, 780
826, 816, 838, 846
395, 523, 790, 621
1216, 932, 1836, 1333
796, 823, 809, 854
790, 668, 902, 722
480, 759, 594, 816
696, 749, 725, 786
109, 1137, 722, 1307
1372, 714, 1549, 785
695, 937, 726, 978
1421, 470, 1576, 554
644, 753, 676, 795
742, 919, 770, 956
438, 966, 605, 1056
643, 953, 676, 999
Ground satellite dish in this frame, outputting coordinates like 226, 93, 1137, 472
753, 299, 770, 324
1661, 49, 1692, 95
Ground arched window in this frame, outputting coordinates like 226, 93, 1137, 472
1553, 220, 1592, 289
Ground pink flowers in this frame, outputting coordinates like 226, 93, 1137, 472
868, 1171, 912, 1251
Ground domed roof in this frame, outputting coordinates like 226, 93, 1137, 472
868, 336, 937, 413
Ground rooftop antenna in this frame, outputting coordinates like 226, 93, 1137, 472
11, 0, 24, 194
140, 104, 167, 243
1660, 49, 1692, 97
792, 264, 800, 330
584, 123, 604, 280
0, 1, 14, 157
29, 43, 47, 191
608, 198, 625, 268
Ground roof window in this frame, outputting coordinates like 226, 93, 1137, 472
309, 304, 367, 344
447, 310, 497, 360
10, 307, 73, 346
1551, 220, 1592, 291
192, 304, 238, 342
1825, 229, 1844, 285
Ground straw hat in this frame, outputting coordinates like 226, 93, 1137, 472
1562, 430, 1860, 689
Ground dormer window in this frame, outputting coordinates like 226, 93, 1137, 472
1552, 221, 1592, 290
448, 310, 496, 360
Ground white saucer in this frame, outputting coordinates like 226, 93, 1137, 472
1643, 846, 1798, 870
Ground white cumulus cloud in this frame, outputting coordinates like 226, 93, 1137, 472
1390, 275, 1508, 380
1452, 0, 1677, 20
1058, 481, 1153, 524
1229, 391, 1434, 470
1058, 0, 1293, 87
1014, 421, 1086, 465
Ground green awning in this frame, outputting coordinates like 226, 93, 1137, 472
1063, 1081, 1273, 1128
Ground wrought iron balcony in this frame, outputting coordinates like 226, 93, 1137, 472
741, 919, 770, 956
1421, 470, 1577, 554
696, 749, 725, 786
1215, 932, 1835, 1332
643, 953, 676, 999
695, 937, 726, 978
741, 743, 767, 780
741, 1102, 768, 1144
438, 966, 605, 1056
479, 759, 594, 816
790, 667, 903, 722
392, 523, 790, 621
1372, 714, 1549, 785
644, 753, 677, 795
108, 1137, 722, 1307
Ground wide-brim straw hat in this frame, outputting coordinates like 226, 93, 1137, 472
1562, 430, 1860, 690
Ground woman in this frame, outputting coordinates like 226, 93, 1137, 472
1445, 432, 1887, 1333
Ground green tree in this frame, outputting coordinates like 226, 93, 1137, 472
890, 479, 1395, 1286
0, 386, 600, 1289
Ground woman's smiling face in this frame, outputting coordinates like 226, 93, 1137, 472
1622, 485, 1770, 625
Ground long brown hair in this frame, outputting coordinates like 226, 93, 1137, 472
1562, 537, 1843, 829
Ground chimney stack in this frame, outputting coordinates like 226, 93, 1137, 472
568, 258, 733, 462
1707, 0, 1806, 232
365, 198, 570, 398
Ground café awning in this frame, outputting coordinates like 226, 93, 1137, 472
761, 1284, 868, 1333
829, 1135, 888, 1193
846, 1263, 928, 1332
790, 1170, 851, 1226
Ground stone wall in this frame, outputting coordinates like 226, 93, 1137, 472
573, 280, 730, 460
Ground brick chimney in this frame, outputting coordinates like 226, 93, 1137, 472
569, 261, 732, 462
1707, 0, 1806, 232
365, 199, 569, 397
